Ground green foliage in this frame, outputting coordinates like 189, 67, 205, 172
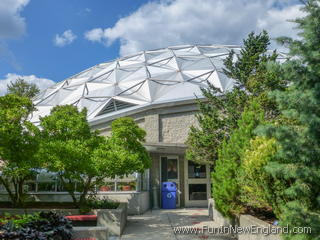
39, 105, 108, 207
84, 196, 119, 210
186, 31, 285, 165
7, 78, 40, 99
93, 117, 151, 178
0, 213, 42, 229
212, 100, 265, 217
39, 106, 151, 208
257, 1, 320, 239
238, 137, 284, 216
0, 94, 40, 207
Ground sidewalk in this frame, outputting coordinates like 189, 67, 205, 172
118, 208, 235, 240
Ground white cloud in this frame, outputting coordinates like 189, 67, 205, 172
0, 0, 29, 69
77, 7, 91, 16
54, 30, 77, 47
84, 0, 305, 56
0, 73, 55, 96
84, 28, 105, 43
0, 0, 29, 39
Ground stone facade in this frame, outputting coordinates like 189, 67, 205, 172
159, 111, 198, 143
90, 102, 207, 209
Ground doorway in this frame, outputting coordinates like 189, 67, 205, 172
160, 156, 180, 207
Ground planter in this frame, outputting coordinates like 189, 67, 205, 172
72, 226, 108, 240
238, 215, 281, 240
100, 186, 111, 192
208, 198, 234, 227
93, 202, 127, 236
122, 185, 131, 191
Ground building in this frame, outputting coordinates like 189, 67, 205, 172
27, 45, 250, 214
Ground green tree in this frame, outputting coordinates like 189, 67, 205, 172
0, 94, 40, 207
93, 117, 151, 178
39, 106, 151, 208
186, 31, 285, 165
211, 100, 265, 218
7, 78, 40, 99
258, 1, 320, 238
238, 137, 285, 216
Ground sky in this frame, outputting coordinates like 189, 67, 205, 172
0, 0, 304, 95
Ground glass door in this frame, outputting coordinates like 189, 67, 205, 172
184, 160, 210, 207
160, 156, 180, 207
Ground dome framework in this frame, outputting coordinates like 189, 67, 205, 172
31, 45, 286, 123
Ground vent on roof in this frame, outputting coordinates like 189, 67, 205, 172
97, 99, 136, 116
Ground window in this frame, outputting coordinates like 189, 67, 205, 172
188, 161, 206, 178
161, 156, 178, 181
189, 184, 207, 200
0, 170, 148, 194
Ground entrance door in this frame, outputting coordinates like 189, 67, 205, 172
184, 160, 210, 207
160, 156, 180, 207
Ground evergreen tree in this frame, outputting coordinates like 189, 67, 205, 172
186, 31, 285, 165
258, 1, 320, 238
212, 100, 265, 217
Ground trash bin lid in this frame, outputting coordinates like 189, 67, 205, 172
161, 181, 177, 191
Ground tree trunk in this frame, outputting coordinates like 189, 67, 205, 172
59, 176, 78, 207
78, 177, 92, 208
0, 176, 27, 207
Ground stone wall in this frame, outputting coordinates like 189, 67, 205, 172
208, 198, 234, 227
159, 111, 198, 143
0, 191, 149, 215
94, 104, 199, 146
239, 215, 281, 240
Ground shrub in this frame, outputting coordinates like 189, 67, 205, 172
212, 100, 265, 218
0, 211, 73, 240
85, 197, 119, 210
238, 137, 282, 215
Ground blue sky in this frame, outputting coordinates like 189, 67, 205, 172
0, 0, 303, 94
1, 0, 148, 82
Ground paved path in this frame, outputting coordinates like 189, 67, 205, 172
117, 208, 235, 240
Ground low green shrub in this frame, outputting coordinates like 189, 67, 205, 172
80, 196, 119, 213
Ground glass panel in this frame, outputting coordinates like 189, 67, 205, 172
141, 169, 149, 191
37, 182, 56, 192
0, 184, 7, 192
188, 161, 206, 178
117, 182, 136, 191
99, 182, 115, 192
161, 157, 178, 181
25, 182, 36, 192
167, 158, 178, 179
161, 157, 168, 182
189, 184, 207, 200
56, 179, 68, 192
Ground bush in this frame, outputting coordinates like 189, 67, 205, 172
238, 137, 281, 214
85, 197, 119, 210
0, 211, 73, 240
212, 100, 264, 218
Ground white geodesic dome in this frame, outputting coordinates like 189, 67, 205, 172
30, 44, 286, 124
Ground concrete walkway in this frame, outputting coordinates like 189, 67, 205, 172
117, 208, 235, 240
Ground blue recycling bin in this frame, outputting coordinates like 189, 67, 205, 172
161, 182, 177, 209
